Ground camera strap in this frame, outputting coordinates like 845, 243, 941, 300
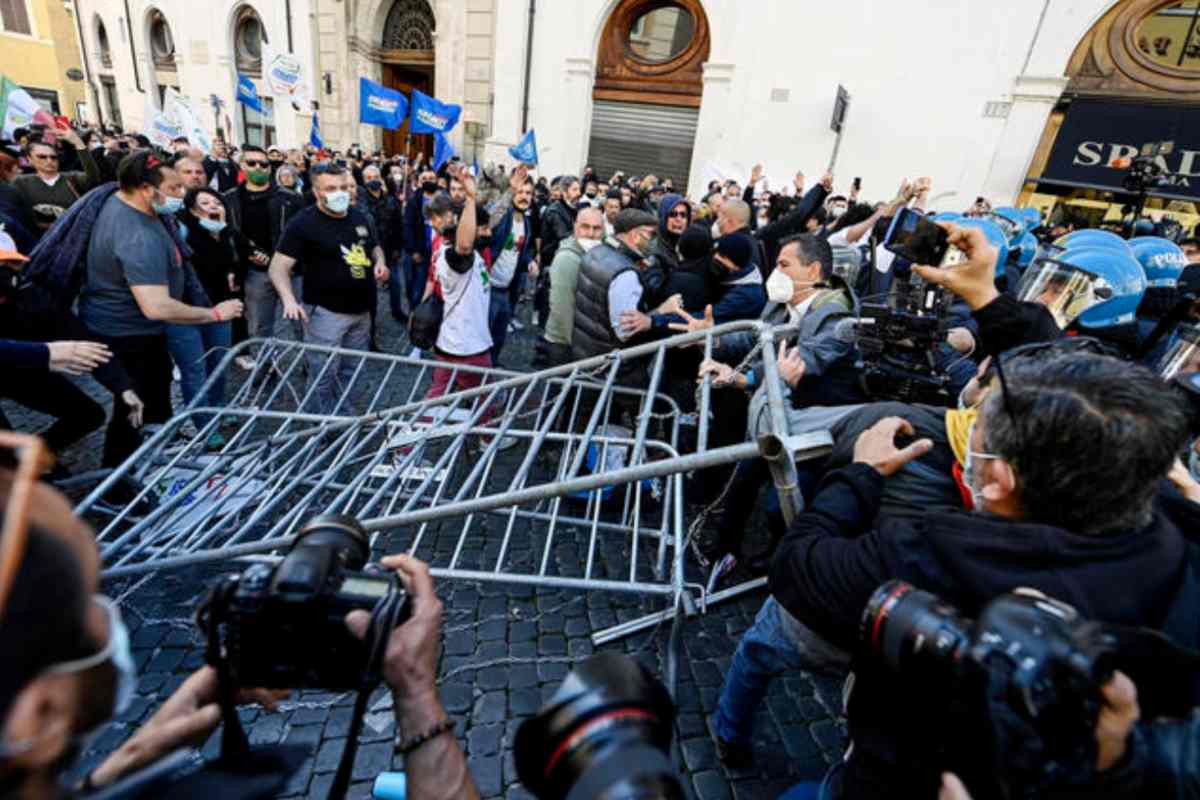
327, 585, 407, 800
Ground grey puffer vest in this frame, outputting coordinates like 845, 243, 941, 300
571, 240, 638, 362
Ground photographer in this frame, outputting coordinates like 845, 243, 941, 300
769, 349, 1200, 798
0, 469, 479, 800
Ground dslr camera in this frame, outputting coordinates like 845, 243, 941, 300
861, 580, 1200, 800
198, 514, 409, 690
515, 652, 684, 800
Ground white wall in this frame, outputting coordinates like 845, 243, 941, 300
487, 0, 1118, 204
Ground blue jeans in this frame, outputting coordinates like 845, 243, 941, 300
714, 597, 850, 747
404, 252, 428, 312
166, 321, 232, 424
388, 256, 408, 321
488, 287, 512, 365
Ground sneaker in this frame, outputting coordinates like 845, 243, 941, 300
235, 355, 257, 371
172, 365, 182, 383
93, 477, 157, 518
408, 347, 423, 359
508, 318, 524, 331
715, 736, 755, 770
706, 553, 738, 595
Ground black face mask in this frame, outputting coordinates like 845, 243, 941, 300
475, 235, 491, 250
422, 181, 439, 194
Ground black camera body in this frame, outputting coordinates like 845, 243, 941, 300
855, 272, 954, 406
200, 515, 408, 691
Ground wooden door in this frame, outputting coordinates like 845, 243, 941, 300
383, 64, 434, 163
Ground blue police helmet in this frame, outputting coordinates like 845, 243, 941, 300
957, 217, 1010, 271
1017, 245, 1146, 330
1055, 228, 1133, 255
1129, 236, 1187, 288
1020, 207, 1042, 232
1009, 231, 1038, 269
986, 207, 1025, 247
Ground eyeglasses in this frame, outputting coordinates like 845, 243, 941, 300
243, 159, 269, 168
32, 153, 59, 161
44, 595, 123, 676
668, 210, 689, 220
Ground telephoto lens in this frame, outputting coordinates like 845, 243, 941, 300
514, 653, 684, 800
859, 579, 972, 675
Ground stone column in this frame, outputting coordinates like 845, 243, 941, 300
980, 75, 1069, 203
483, 0, 527, 164
687, 61, 735, 195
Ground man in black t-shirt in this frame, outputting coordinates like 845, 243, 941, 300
270, 163, 389, 414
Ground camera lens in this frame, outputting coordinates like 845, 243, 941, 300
294, 513, 371, 569
514, 653, 683, 800
861, 580, 971, 674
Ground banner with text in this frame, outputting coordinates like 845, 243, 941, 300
408, 89, 461, 135
1041, 98, 1200, 201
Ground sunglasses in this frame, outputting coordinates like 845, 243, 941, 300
668, 210, 689, 220
33, 153, 59, 161
243, 159, 268, 168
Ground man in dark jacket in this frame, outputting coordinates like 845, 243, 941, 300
538, 176, 580, 326
649, 193, 691, 274
401, 168, 441, 317
769, 352, 1200, 800
663, 233, 766, 334
203, 139, 240, 192
221, 145, 303, 340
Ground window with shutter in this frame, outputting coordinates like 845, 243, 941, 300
0, 0, 32, 35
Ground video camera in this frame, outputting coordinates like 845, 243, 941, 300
1122, 141, 1173, 196
861, 580, 1200, 800
852, 262, 955, 406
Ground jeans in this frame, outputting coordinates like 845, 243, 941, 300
714, 597, 850, 747
166, 321, 232, 423
388, 256, 408, 321
98, 334, 175, 467
403, 252, 428, 313
302, 305, 371, 415
488, 287, 512, 365
244, 270, 304, 340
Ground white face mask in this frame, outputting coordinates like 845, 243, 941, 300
323, 190, 351, 214
580, 238, 603, 252
766, 269, 795, 304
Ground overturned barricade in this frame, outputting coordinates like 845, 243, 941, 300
76, 321, 831, 690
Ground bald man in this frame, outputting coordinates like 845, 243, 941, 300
717, 200, 768, 276
174, 157, 208, 191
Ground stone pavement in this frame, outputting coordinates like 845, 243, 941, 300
5, 299, 849, 799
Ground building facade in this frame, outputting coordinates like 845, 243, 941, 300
485, 0, 1200, 215
0, 0, 90, 119
69, 0, 496, 159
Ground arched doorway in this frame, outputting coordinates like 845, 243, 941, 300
587, 0, 710, 191
1021, 0, 1200, 232
380, 0, 435, 161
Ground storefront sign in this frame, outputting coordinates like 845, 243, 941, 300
1042, 98, 1200, 200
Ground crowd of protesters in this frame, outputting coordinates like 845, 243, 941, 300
3, 114, 1200, 800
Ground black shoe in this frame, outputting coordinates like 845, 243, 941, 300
715, 736, 755, 769
93, 477, 156, 518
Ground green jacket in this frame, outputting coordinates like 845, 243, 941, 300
544, 236, 588, 346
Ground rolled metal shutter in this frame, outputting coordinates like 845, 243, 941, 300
587, 100, 699, 192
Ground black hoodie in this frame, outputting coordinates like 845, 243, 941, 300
770, 462, 1200, 800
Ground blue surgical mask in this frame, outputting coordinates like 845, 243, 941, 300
153, 195, 184, 215
199, 217, 227, 234
324, 191, 351, 214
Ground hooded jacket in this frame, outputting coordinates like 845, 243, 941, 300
541, 198, 578, 268
770, 463, 1200, 800
648, 193, 689, 274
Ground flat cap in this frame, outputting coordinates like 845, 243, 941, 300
614, 208, 658, 234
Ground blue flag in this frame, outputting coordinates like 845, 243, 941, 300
236, 74, 262, 114
434, 132, 456, 171
359, 77, 409, 129
472, 157, 480, 177
508, 129, 538, 166
409, 89, 461, 135
309, 113, 323, 149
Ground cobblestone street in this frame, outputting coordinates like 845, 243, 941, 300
5, 300, 849, 800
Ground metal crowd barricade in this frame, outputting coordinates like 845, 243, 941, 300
76, 322, 833, 691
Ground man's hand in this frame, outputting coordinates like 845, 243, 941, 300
914, 176, 932, 196
1168, 457, 1200, 504
946, 327, 976, 354
655, 293, 684, 316
346, 554, 442, 702
250, 250, 270, 267
374, 263, 390, 285
55, 120, 84, 149
793, 173, 805, 192
750, 163, 765, 185
452, 163, 477, 200
940, 774, 972, 800
668, 305, 715, 334
227, 273, 240, 294
1096, 671, 1139, 772
619, 310, 652, 337
853, 417, 934, 477
87, 667, 288, 789
698, 358, 745, 388
777, 341, 806, 388
122, 390, 144, 428
213, 299, 244, 321
528, 262, 540, 279
46, 340, 112, 375
282, 298, 309, 323
911, 224, 999, 311
959, 356, 992, 409
820, 171, 834, 192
